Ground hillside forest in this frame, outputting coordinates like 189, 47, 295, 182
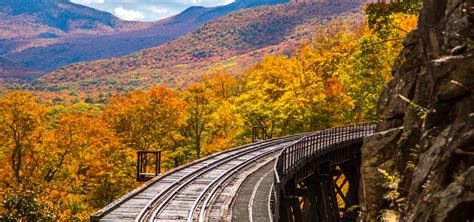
0, 2, 419, 220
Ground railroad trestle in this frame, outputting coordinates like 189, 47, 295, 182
273, 123, 374, 222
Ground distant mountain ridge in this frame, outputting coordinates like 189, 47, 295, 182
36, 1, 364, 93
171, 0, 290, 24
0, 0, 289, 74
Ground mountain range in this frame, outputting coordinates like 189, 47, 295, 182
35, 1, 364, 92
0, 0, 289, 75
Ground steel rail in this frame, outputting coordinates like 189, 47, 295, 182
144, 134, 309, 221
216, 157, 276, 220
248, 171, 271, 222
135, 134, 306, 221
268, 184, 274, 222
192, 144, 287, 222
95, 133, 284, 221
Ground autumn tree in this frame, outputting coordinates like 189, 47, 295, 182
183, 83, 214, 159
103, 86, 186, 169
0, 91, 48, 184
200, 72, 245, 155
365, 0, 422, 38
0, 91, 51, 220
53, 113, 138, 219
235, 55, 298, 138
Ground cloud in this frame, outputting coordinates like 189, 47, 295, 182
114, 7, 145, 21
71, 0, 105, 4
151, 6, 169, 14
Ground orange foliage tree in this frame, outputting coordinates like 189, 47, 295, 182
103, 86, 186, 169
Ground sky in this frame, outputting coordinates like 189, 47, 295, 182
70, 0, 235, 22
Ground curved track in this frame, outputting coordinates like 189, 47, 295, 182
93, 134, 308, 222
92, 124, 373, 222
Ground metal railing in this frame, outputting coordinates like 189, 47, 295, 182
274, 123, 374, 184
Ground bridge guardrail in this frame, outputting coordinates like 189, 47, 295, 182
273, 122, 375, 221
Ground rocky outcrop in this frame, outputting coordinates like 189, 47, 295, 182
360, 0, 474, 221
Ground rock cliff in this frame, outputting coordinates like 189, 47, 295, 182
360, 0, 474, 221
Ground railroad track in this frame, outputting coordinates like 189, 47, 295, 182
93, 124, 373, 222
190, 127, 374, 222
192, 148, 280, 222
142, 139, 298, 221
93, 133, 310, 222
